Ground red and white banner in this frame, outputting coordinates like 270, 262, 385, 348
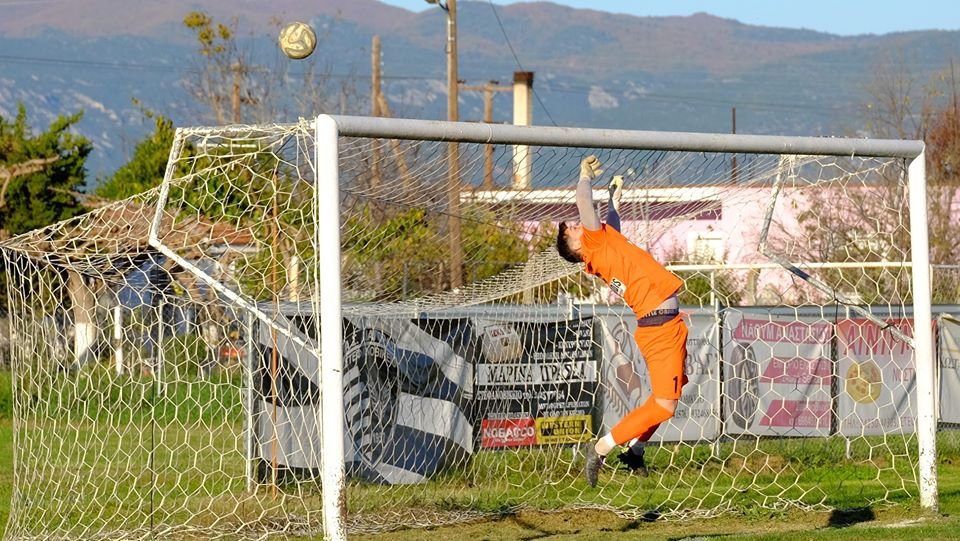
723, 310, 833, 436
479, 417, 537, 448
836, 318, 916, 436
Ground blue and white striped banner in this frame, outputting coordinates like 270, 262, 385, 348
254, 314, 473, 485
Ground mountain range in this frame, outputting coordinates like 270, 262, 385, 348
1, 0, 958, 178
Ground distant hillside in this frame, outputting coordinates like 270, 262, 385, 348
0, 0, 413, 38
1, 0, 958, 178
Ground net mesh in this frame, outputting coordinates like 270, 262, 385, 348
0, 119, 929, 540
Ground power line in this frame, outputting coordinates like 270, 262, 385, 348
0, 53, 175, 72
541, 84, 850, 117
0, 53, 878, 118
0, 53, 437, 82
0, 0, 70, 5
485, 0, 558, 126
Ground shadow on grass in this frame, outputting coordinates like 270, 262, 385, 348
828, 507, 876, 528
620, 509, 662, 531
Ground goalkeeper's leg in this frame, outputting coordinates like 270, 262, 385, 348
584, 318, 686, 485
617, 438, 650, 476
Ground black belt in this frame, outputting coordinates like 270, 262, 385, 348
637, 309, 679, 327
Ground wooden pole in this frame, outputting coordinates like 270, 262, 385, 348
371, 35, 382, 189
461, 81, 512, 189
446, 0, 462, 289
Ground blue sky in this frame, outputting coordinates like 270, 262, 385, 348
381, 0, 960, 36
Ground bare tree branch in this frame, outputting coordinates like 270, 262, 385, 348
0, 156, 58, 209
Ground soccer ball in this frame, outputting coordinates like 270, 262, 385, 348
278, 21, 317, 60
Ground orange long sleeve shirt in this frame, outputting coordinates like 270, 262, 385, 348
580, 224, 682, 319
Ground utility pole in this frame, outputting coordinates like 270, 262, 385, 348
229, 62, 257, 124
371, 35, 382, 189
426, 0, 462, 288
372, 36, 382, 117
445, 0, 462, 289
446, 0, 458, 126
731, 107, 738, 183
231, 62, 242, 123
461, 80, 512, 188
461, 71, 534, 189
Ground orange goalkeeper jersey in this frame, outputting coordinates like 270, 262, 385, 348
580, 225, 682, 318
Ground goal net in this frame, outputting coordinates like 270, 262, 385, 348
1, 116, 934, 540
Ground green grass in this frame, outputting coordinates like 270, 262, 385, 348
0, 420, 11, 540
2, 367, 960, 540
1, 369, 11, 539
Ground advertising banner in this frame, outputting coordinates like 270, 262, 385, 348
939, 316, 960, 424
255, 315, 474, 485
598, 309, 720, 443
474, 317, 597, 448
723, 310, 833, 436
836, 318, 916, 436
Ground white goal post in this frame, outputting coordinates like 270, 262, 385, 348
305, 115, 932, 540
2, 114, 934, 541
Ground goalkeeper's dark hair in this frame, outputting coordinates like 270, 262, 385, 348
556, 222, 583, 263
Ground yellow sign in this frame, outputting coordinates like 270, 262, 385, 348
536, 415, 592, 444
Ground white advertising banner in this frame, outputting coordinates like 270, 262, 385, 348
598, 309, 720, 443
473, 317, 598, 448
836, 318, 916, 436
723, 310, 833, 437
939, 316, 960, 424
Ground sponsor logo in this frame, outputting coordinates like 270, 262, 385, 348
733, 318, 831, 344
477, 360, 597, 385
760, 399, 831, 428
480, 323, 523, 362
480, 418, 537, 448
760, 356, 832, 385
535, 415, 592, 444
726, 342, 759, 429
344, 330, 399, 468
845, 361, 883, 404
609, 277, 626, 298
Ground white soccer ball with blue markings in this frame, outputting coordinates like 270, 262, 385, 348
278, 21, 316, 60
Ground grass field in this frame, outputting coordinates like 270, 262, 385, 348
2, 367, 960, 540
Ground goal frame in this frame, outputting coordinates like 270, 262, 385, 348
147, 115, 931, 541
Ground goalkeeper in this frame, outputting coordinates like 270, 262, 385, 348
556, 155, 688, 487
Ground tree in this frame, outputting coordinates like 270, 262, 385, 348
182, 11, 363, 126
784, 55, 960, 305
95, 102, 176, 200
859, 49, 940, 141
859, 54, 960, 273
338, 205, 557, 303
461, 209, 551, 285
661, 244, 742, 307
0, 104, 92, 364
182, 12, 252, 125
0, 104, 90, 238
924, 68, 960, 302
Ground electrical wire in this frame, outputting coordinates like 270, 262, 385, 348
485, 0, 559, 126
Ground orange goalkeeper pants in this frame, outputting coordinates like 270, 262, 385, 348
610, 315, 688, 445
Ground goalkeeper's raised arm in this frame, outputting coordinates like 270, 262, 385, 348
576, 155, 603, 230
555, 155, 604, 263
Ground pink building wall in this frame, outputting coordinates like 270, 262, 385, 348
504, 184, 904, 305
